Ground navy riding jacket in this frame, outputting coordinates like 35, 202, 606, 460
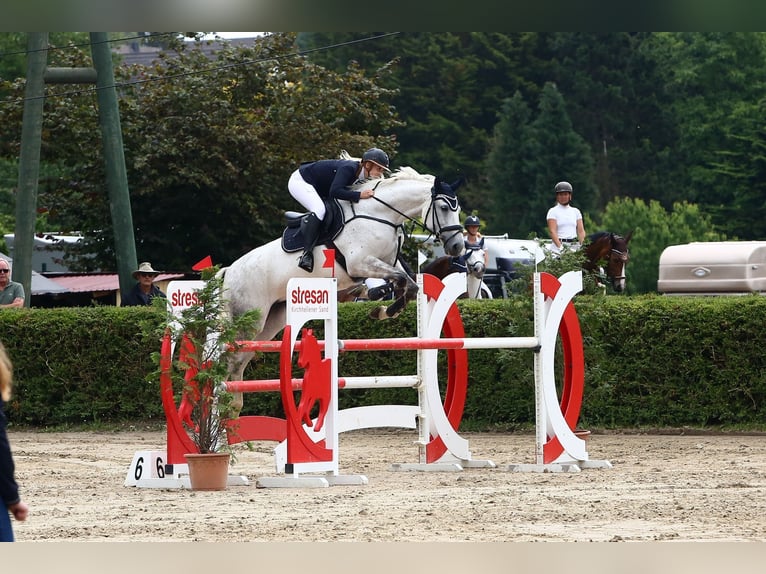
298, 159, 363, 202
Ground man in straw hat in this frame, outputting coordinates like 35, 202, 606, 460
121, 262, 166, 307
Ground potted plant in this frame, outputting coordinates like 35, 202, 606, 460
153, 266, 260, 490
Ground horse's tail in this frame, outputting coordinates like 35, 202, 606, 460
215, 266, 228, 281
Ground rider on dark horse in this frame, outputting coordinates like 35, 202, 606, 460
287, 148, 391, 272
462, 215, 489, 268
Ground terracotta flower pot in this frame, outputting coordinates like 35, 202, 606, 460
184, 452, 231, 491
573, 429, 591, 443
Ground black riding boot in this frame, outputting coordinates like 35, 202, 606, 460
298, 212, 322, 272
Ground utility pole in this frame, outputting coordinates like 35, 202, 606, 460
14, 33, 48, 306
90, 32, 137, 297
15, 32, 138, 305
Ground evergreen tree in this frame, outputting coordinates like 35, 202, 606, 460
526, 82, 596, 238
646, 32, 766, 238
485, 92, 536, 236
298, 32, 547, 213
543, 33, 674, 210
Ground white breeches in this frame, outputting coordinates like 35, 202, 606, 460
545, 242, 581, 256
288, 169, 326, 219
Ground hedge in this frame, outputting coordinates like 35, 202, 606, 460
2, 294, 766, 430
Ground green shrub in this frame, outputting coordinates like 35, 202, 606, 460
0, 306, 164, 425
3, 292, 766, 430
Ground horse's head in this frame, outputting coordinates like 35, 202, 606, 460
428, 176, 464, 257
584, 231, 631, 292
464, 248, 486, 278
606, 231, 631, 292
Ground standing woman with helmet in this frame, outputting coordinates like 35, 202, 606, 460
546, 181, 586, 253
463, 215, 489, 267
288, 148, 390, 272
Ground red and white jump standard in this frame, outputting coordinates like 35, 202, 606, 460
125, 267, 610, 489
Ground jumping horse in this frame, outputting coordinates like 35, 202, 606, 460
220, 167, 464, 410
583, 231, 632, 292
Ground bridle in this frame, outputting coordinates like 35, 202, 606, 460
424, 188, 463, 245
366, 182, 463, 245
605, 234, 630, 282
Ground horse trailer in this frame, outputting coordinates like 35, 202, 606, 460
658, 241, 766, 295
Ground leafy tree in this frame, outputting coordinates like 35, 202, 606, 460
3, 31, 762, 275
0, 32, 400, 270
590, 197, 723, 294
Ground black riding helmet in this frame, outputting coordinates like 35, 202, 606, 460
554, 181, 573, 194
464, 215, 481, 227
362, 147, 390, 171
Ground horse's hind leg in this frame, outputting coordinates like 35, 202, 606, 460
227, 350, 254, 417
337, 282, 368, 302
227, 303, 286, 417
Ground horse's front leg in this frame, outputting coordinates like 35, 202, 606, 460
371, 270, 418, 320
346, 256, 419, 320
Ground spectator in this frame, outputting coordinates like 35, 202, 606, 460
121, 262, 166, 307
1, 341, 29, 542
0, 260, 24, 309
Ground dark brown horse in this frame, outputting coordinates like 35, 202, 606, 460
421, 249, 489, 298
583, 231, 632, 292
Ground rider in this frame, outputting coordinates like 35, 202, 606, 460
288, 148, 390, 272
462, 214, 489, 267
546, 181, 586, 253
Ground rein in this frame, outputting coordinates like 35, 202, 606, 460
345, 181, 462, 244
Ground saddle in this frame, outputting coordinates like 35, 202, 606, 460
280, 199, 344, 253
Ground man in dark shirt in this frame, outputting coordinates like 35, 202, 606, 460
121, 262, 166, 307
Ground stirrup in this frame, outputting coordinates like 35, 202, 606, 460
298, 251, 314, 272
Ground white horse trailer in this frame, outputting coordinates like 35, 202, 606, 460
658, 241, 766, 295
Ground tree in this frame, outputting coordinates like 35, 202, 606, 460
298, 32, 548, 213
645, 32, 766, 238
485, 91, 536, 236
542, 33, 677, 210
591, 197, 723, 294
526, 82, 596, 238
0, 32, 401, 270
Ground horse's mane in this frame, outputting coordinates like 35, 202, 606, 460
587, 231, 611, 243
388, 166, 431, 182
338, 150, 432, 188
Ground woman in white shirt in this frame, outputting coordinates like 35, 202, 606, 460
546, 181, 586, 253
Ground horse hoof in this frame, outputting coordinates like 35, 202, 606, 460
368, 306, 388, 320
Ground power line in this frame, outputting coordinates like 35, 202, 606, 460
0, 32, 180, 59
1, 32, 399, 106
